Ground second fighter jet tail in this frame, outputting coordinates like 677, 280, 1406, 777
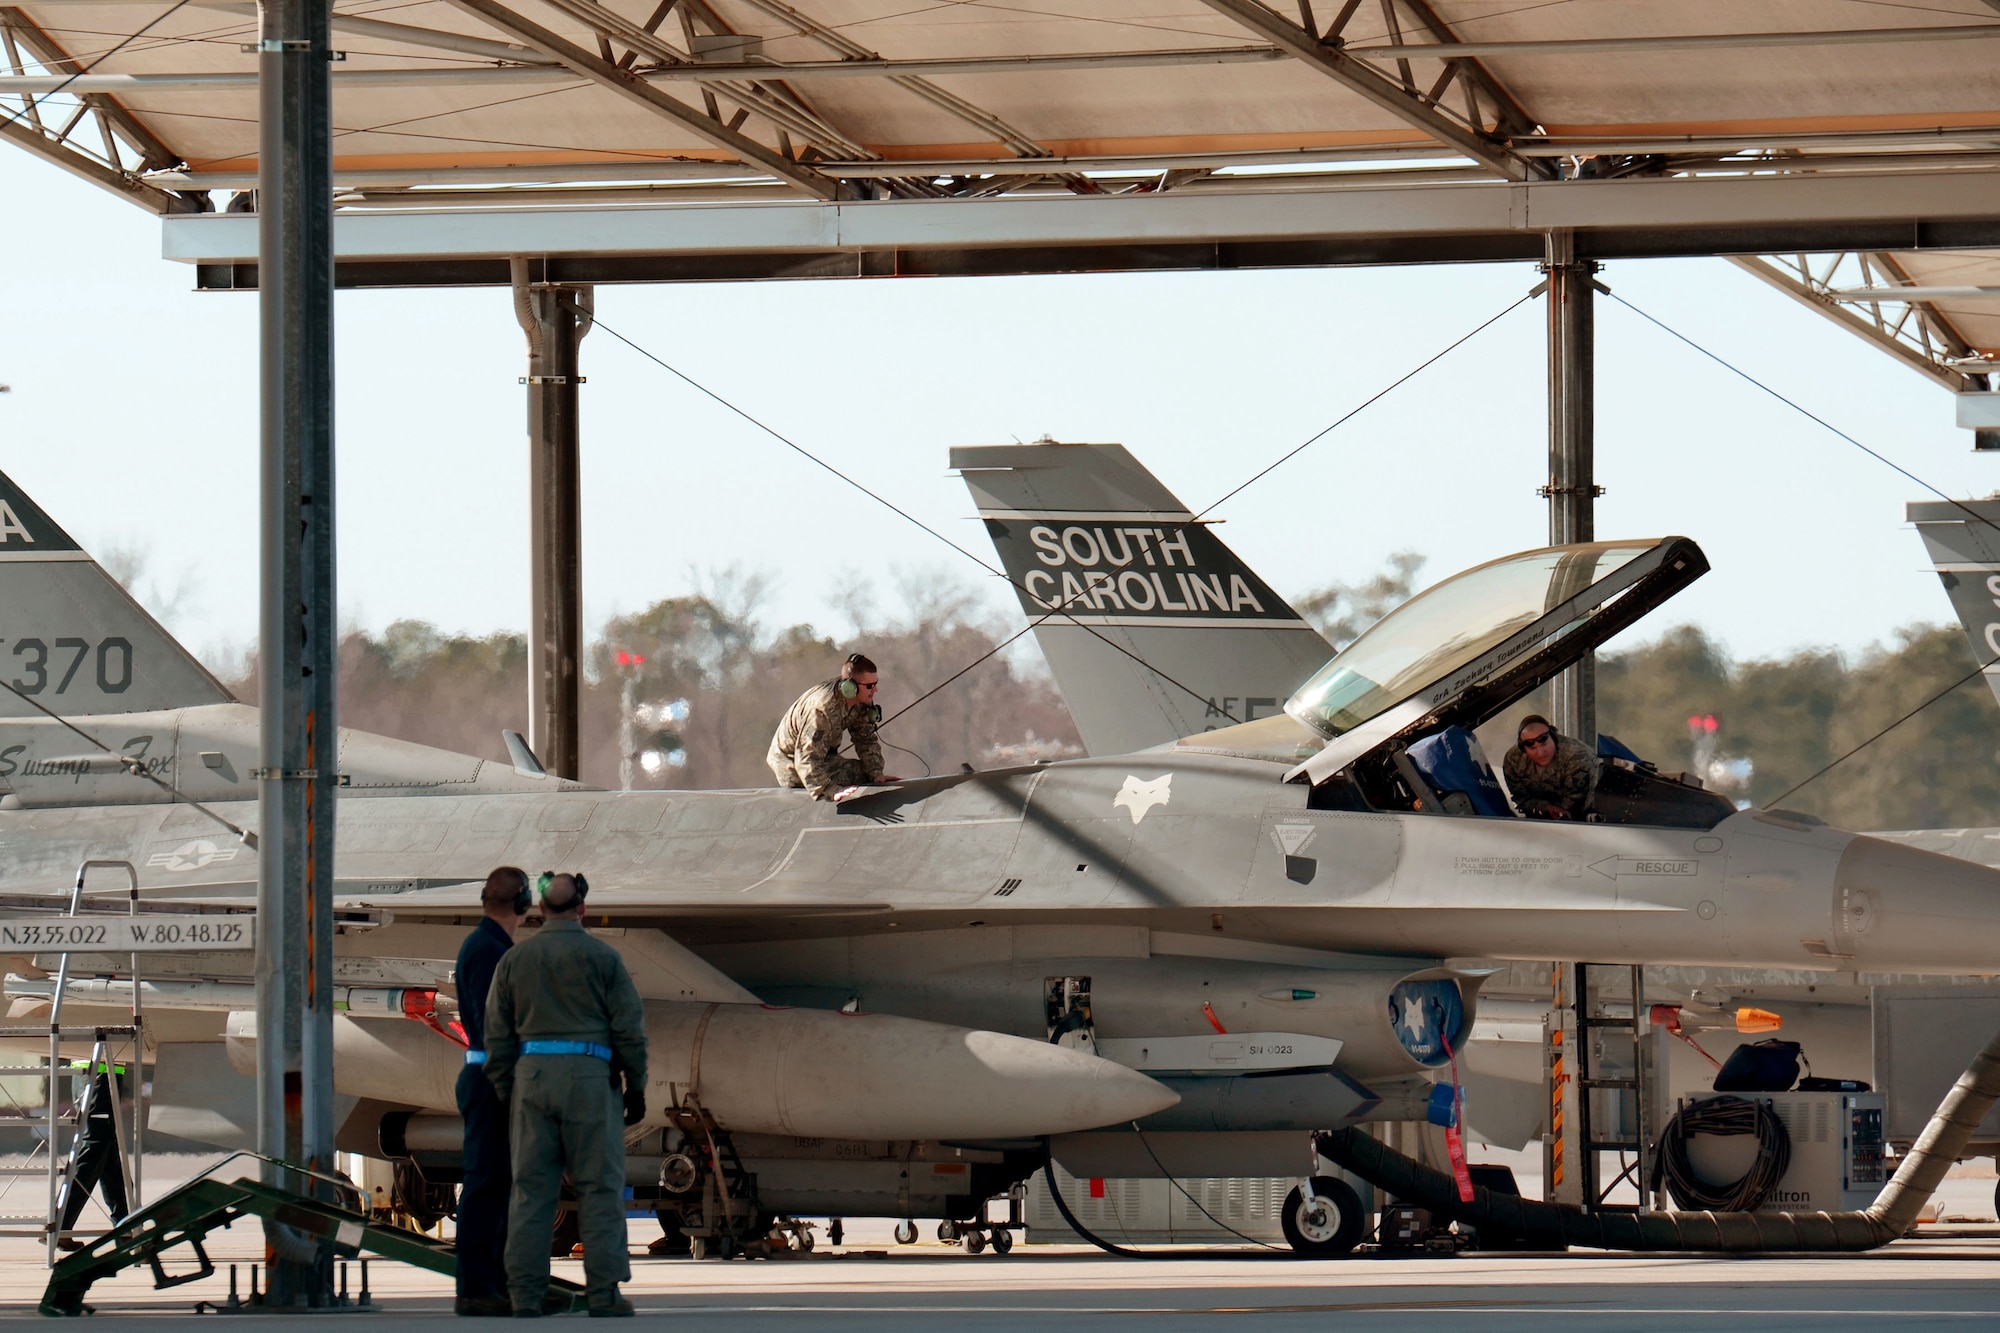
0, 467, 234, 718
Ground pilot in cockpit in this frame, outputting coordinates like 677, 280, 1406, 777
1502, 714, 1599, 820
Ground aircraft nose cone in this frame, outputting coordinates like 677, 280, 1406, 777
1833, 833, 2000, 972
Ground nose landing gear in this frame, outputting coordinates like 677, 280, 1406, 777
1280, 1175, 1364, 1257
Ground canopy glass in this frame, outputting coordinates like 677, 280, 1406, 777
1285, 541, 1661, 738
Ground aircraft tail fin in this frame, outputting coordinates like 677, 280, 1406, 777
953, 443, 1332, 755
0, 469, 233, 716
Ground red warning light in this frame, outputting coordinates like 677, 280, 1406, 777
1687, 715, 1702, 729
1704, 715, 1718, 733
614, 651, 646, 667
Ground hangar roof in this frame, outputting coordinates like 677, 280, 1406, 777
3, 0, 1998, 378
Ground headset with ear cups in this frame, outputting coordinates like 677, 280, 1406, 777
836, 652, 865, 700
510, 869, 533, 917
535, 870, 589, 905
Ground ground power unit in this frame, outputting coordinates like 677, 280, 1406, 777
1682, 1090, 1887, 1213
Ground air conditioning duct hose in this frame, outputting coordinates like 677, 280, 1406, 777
1312, 1021, 2000, 1253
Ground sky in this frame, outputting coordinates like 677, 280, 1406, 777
2, 146, 1995, 678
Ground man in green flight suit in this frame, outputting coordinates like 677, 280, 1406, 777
485, 872, 648, 1318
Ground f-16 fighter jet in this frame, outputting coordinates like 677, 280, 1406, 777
4, 465, 1998, 1257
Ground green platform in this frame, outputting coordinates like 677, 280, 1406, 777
40, 1166, 585, 1316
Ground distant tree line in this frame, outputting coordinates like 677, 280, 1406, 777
229, 572, 1082, 792
1590, 623, 2000, 833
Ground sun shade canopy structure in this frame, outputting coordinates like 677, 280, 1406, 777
3, 0, 1999, 374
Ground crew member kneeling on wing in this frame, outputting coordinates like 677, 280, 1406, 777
766, 652, 899, 799
485, 872, 648, 1318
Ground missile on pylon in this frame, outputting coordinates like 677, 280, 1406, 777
228, 1000, 1178, 1140
643, 1002, 1178, 1139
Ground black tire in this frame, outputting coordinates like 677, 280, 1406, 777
937, 1220, 960, 1243
990, 1228, 1013, 1255
1280, 1177, 1364, 1258
391, 1161, 455, 1232
828, 1218, 845, 1246
894, 1220, 917, 1245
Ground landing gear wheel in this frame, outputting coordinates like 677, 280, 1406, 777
937, 1220, 960, 1243
990, 1229, 1013, 1255
1280, 1177, 1364, 1258
894, 1220, 918, 1246
690, 1237, 708, 1261
828, 1219, 845, 1246
392, 1161, 455, 1232
961, 1230, 986, 1255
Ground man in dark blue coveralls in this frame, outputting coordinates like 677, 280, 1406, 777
454, 866, 530, 1317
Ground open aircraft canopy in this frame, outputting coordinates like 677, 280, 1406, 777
1282, 536, 1707, 785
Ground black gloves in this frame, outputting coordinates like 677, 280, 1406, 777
623, 1079, 646, 1127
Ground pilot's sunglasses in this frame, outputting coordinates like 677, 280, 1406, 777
1522, 732, 1555, 749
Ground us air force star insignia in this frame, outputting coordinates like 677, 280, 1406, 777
148, 839, 237, 873
1112, 774, 1172, 825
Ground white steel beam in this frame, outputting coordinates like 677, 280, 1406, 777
162, 167, 2000, 264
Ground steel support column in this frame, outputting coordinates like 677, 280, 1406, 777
1542, 229, 1600, 748
513, 261, 590, 780
254, 0, 337, 1305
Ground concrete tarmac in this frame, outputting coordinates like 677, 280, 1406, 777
5, 1225, 2000, 1329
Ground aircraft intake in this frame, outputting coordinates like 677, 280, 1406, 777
644, 1001, 1179, 1140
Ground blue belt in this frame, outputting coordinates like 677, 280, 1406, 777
464, 1050, 488, 1065
521, 1040, 613, 1061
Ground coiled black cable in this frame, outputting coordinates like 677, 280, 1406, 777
1654, 1096, 1791, 1212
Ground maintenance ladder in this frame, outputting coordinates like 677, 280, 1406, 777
39, 1152, 588, 1316
1569, 962, 1653, 1212
0, 860, 149, 1264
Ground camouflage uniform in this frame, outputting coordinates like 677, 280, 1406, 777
766, 680, 885, 799
485, 918, 647, 1314
1502, 733, 1598, 819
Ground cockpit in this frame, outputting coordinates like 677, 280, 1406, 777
1175, 536, 1739, 831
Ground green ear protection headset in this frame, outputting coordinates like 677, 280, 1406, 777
535, 871, 590, 904
836, 652, 866, 700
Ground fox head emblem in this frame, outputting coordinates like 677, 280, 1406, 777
1112, 773, 1173, 825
